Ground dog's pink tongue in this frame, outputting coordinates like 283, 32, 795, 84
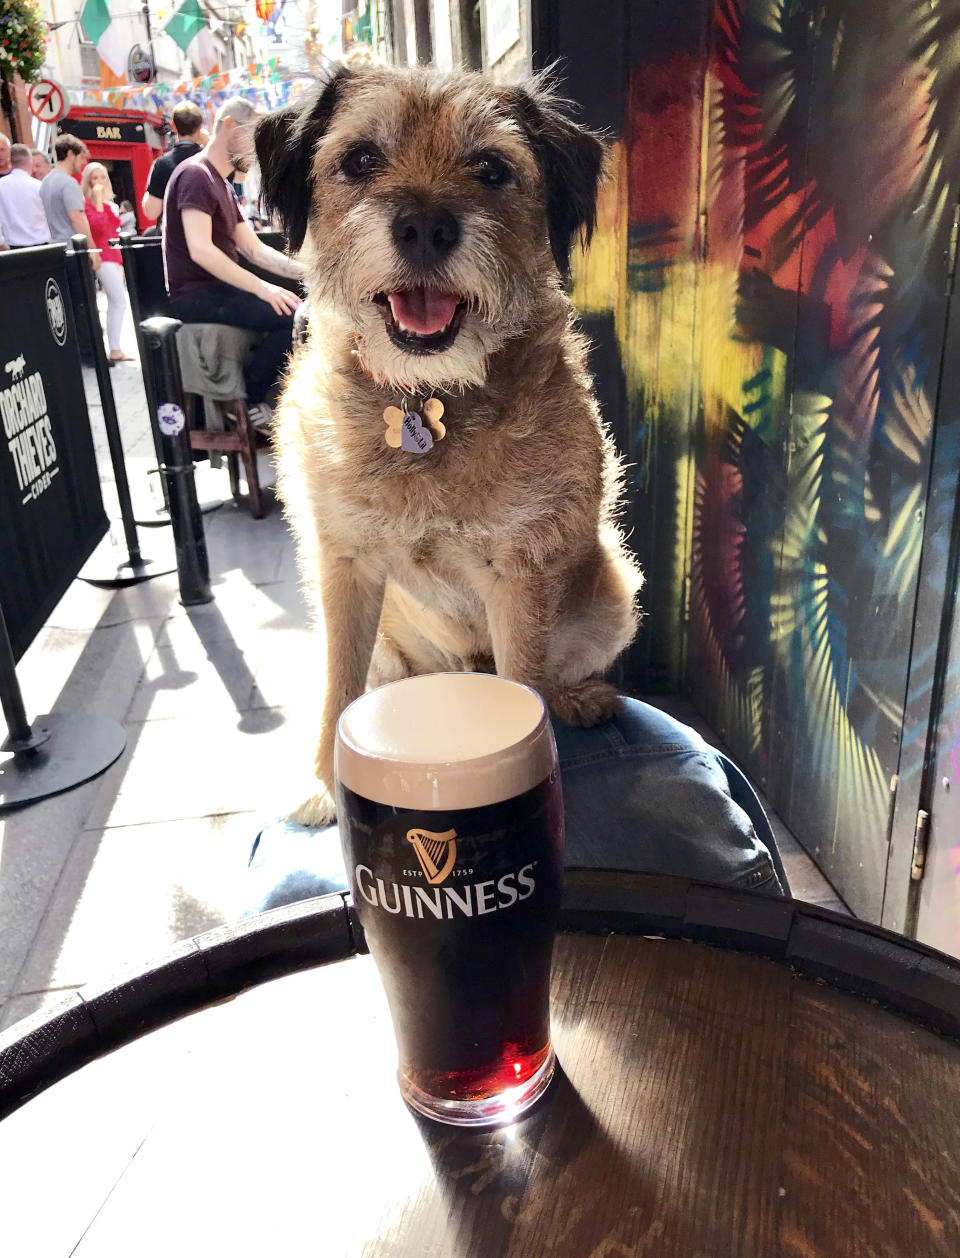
388, 288, 459, 335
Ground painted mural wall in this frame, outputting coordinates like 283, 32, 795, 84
563, 5, 710, 695
563, 0, 960, 920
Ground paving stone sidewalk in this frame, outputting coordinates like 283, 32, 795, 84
0, 311, 324, 1033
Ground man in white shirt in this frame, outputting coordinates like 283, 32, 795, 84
0, 143, 50, 246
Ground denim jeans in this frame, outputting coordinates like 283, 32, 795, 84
168, 281, 294, 404
243, 697, 787, 914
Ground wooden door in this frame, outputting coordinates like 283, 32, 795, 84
887, 228, 960, 945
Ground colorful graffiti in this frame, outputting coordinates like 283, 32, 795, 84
569, 0, 960, 919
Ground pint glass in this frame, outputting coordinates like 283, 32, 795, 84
335, 672, 565, 1126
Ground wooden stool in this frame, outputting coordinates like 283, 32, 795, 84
175, 322, 269, 519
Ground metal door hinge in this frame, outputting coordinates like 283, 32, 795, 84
946, 202, 960, 295
910, 809, 930, 881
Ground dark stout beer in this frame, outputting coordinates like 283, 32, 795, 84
335, 674, 565, 1126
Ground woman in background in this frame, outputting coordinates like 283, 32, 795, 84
81, 162, 134, 363
118, 199, 137, 232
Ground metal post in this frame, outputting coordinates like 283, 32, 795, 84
71, 235, 143, 566
1, 590, 125, 806
0, 604, 45, 754
118, 231, 170, 512
140, 317, 214, 606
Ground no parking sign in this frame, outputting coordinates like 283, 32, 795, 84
27, 78, 69, 126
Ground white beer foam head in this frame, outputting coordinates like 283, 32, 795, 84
336, 673, 556, 810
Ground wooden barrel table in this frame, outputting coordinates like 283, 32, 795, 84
2, 871, 960, 1256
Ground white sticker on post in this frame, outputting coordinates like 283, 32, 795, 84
157, 402, 185, 436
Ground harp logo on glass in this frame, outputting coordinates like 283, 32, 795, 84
407, 827, 458, 885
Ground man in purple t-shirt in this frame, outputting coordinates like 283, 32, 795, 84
162, 96, 304, 425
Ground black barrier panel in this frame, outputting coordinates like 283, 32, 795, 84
0, 245, 108, 661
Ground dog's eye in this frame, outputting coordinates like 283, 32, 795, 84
469, 151, 512, 189
340, 144, 383, 181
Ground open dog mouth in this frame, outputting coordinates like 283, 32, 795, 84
372, 288, 467, 354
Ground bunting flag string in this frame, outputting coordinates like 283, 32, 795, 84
70, 56, 312, 120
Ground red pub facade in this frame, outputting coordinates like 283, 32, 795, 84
56, 106, 166, 231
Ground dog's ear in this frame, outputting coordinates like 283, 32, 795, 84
255, 65, 351, 252
508, 79, 607, 279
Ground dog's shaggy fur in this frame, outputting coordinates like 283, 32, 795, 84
256, 63, 643, 825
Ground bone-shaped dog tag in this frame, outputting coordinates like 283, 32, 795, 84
401, 411, 433, 452
383, 399, 446, 452
383, 405, 404, 448
422, 397, 446, 440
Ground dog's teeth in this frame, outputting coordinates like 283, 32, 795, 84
398, 323, 448, 338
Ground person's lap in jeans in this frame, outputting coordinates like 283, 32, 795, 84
169, 281, 294, 404
241, 697, 789, 915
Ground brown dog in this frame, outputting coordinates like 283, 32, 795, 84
255, 63, 642, 825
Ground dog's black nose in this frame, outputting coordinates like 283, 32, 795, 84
392, 207, 460, 269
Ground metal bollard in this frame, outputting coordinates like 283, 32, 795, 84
0, 602, 44, 753
139, 317, 213, 605
70, 234, 143, 565
118, 230, 169, 506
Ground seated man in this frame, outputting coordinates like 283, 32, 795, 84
162, 95, 304, 428
242, 697, 790, 915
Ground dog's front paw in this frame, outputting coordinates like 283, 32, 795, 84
285, 786, 337, 828
548, 678, 620, 727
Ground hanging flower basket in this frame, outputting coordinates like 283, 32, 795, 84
0, 0, 48, 85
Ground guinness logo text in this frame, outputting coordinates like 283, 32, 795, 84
355, 863, 537, 919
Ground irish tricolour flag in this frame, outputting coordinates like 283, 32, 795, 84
162, 0, 219, 75
79, 0, 126, 81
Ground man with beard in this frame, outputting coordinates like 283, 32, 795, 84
162, 96, 304, 428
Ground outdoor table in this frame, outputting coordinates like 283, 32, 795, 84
2, 871, 960, 1256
